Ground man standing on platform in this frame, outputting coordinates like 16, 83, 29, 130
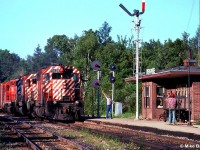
102, 90, 113, 119
167, 91, 177, 125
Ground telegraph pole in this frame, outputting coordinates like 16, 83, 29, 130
187, 47, 191, 126
135, 13, 140, 120
111, 71, 115, 116
97, 71, 101, 118
91, 60, 101, 118
110, 64, 116, 117
119, 0, 145, 120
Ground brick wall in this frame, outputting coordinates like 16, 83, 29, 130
142, 82, 164, 120
192, 82, 200, 120
142, 108, 153, 119
153, 109, 165, 120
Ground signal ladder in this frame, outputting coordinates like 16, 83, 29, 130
133, 46, 142, 77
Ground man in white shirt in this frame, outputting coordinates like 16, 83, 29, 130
102, 90, 113, 119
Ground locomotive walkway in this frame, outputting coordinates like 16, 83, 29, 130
86, 118, 200, 138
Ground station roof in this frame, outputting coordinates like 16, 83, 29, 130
125, 66, 200, 82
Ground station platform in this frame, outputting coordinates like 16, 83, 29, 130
86, 118, 200, 139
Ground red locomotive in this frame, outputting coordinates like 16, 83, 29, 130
0, 65, 84, 121
0, 79, 17, 113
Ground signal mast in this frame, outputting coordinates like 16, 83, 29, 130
119, 0, 145, 120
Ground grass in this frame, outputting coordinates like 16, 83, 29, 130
100, 112, 136, 119
78, 128, 139, 150
45, 124, 139, 150
195, 120, 200, 125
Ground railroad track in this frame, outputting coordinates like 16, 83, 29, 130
79, 120, 200, 149
41, 119, 200, 149
69, 122, 176, 149
0, 116, 90, 150
2, 113, 200, 149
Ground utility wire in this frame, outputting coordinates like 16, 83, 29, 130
186, 0, 195, 32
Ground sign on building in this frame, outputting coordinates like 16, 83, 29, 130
146, 68, 155, 75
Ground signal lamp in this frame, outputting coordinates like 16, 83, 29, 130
110, 76, 115, 83
110, 64, 116, 71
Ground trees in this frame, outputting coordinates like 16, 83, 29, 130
97, 21, 112, 45
189, 27, 200, 60
0, 49, 21, 82
1, 22, 199, 117
141, 35, 192, 72
26, 45, 47, 73
73, 29, 99, 74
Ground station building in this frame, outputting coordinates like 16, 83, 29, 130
125, 59, 200, 122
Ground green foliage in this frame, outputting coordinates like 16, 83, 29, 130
26, 45, 48, 73
97, 21, 112, 45
141, 36, 189, 72
114, 112, 135, 118
0, 49, 22, 81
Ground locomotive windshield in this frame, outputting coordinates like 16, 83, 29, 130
52, 69, 73, 79
63, 69, 73, 79
52, 73, 61, 79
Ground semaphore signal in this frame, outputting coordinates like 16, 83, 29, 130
142, 0, 146, 13
119, 0, 145, 120
119, 0, 145, 16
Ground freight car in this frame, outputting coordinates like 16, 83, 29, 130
0, 65, 84, 121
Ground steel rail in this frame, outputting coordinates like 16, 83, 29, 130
27, 123, 87, 150
3, 116, 87, 150
2, 118, 42, 150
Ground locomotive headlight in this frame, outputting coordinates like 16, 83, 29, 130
75, 101, 79, 105
53, 101, 57, 104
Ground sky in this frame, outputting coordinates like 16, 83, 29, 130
0, 0, 199, 59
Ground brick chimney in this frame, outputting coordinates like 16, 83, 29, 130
183, 59, 196, 66
183, 48, 196, 66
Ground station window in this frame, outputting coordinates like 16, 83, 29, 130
144, 86, 150, 108
156, 86, 164, 108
